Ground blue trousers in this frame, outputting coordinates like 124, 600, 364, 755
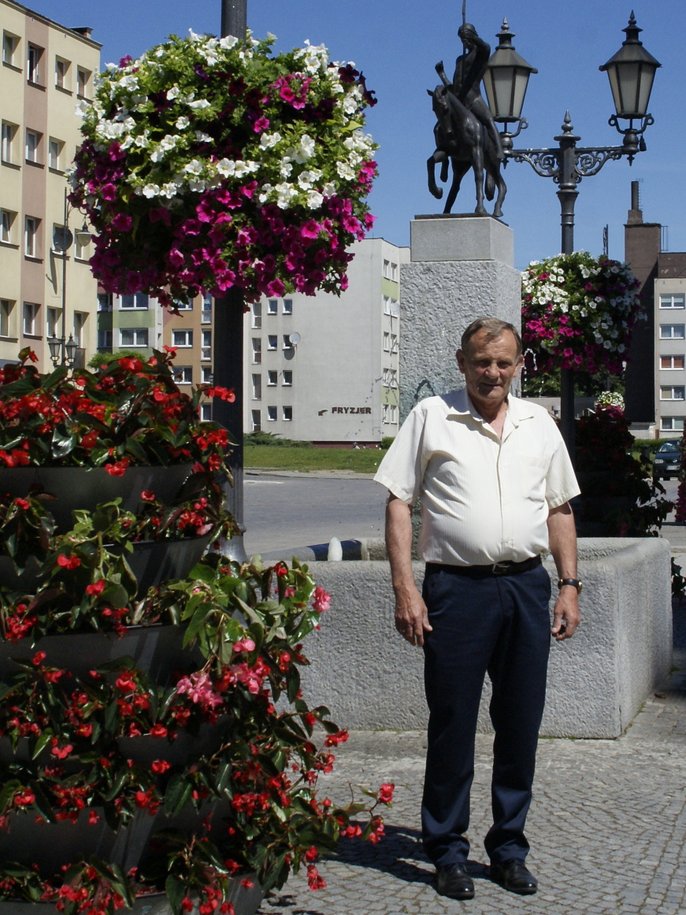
420, 563, 551, 868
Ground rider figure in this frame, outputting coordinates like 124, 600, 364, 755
435, 22, 504, 161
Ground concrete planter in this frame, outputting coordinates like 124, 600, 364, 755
299, 538, 672, 739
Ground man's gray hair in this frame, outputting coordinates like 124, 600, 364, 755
460, 317, 523, 357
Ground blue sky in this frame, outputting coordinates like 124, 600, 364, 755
24, 0, 685, 268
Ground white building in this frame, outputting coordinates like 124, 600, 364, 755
244, 237, 408, 444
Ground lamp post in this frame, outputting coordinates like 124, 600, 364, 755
483, 13, 661, 452
50, 188, 89, 367
214, 0, 248, 561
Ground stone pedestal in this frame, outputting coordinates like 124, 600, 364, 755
400, 215, 521, 419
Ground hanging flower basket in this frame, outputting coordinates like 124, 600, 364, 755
521, 251, 643, 384
71, 32, 378, 307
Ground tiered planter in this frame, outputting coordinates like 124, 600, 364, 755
0, 464, 268, 913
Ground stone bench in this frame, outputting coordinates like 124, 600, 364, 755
300, 538, 672, 738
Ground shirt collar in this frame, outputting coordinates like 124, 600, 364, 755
443, 389, 536, 434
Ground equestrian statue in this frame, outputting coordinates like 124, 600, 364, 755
427, 21, 507, 218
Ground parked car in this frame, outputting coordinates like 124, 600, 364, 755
652, 439, 682, 480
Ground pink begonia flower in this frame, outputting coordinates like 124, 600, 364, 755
312, 586, 331, 613
232, 637, 256, 654
176, 671, 223, 709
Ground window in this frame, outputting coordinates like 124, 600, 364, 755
23, 302, 39, 336
120, 327, 148, 347
25, 129, 41, 164
282, 334, 292, 350
27, 44, 43, 84
0, 208, 14, 244
0, 299, 13, 337
201, 403, 212, 421
251, 409, 261, 432
73, 312, 86, 346
659, 294, 685, 310
201, 294, 212, 324
267, 405, 277, 422
251, 374, 262, 399
282, 298, 293, 315
173, 298, 193, 311
2, 32, 18, 67
267, 370, 277, 386
267, 299, 278, 315
48, 138, 63, 171
24, 216, 39, 258
282, 370, 292, 386
283, 405, 293, 422
251, 338, 262, 364
659, 324, 685, 340
98, 329, 113, 349
120, 293, 148, 310
383, 332, 390, 352
172, 329, 193, 348
251, 302, 262, 329
76, 67, 91, 98
660, 355, 685, 370
201, 330, 211, 361
1, 121, 16, 163
55, 57, 70, 90
201, 367, 213, 384
98, 294, 112, 312
74, 227, 90, 260
46, 307, 60, 339
267, 335, 277, 351
660, 386, 685, 401
173, 366, 193, 385
661, 417, 685, 432
389, 369, 398, 388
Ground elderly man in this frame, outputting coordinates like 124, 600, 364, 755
374, 317, 580, 900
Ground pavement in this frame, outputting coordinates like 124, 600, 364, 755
255, 525, 686, 915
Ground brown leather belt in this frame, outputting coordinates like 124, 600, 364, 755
426, 555, 542, 578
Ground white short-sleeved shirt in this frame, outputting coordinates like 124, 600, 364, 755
374, 389, 580, 566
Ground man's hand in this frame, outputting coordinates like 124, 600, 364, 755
551, 587, 580, 641
393, 583, 432, 648
385, 494, 433, 648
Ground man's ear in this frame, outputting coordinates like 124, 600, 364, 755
456, 348, 465, 374
514, 354, 524, 377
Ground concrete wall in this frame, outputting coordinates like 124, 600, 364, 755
300, 538, 672, 739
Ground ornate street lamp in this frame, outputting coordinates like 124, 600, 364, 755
51, 188, 90, 367
484, 12, 660, 452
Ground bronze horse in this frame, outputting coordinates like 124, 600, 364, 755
427, 85, 506, 218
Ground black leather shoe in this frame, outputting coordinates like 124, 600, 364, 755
490, 859, 537, 895
436, 863, 475, 900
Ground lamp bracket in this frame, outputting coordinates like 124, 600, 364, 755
506, 144, 628, 186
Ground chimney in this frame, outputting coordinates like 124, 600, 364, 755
627, 179, 643, 225
71, 27, 93, 39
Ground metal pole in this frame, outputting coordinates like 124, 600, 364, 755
215, 0, 248, 560
61, 189, 68, 364
555, 119, 579, 457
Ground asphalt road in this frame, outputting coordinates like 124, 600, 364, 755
241, 472, 681, 559
243, 472, 388, 557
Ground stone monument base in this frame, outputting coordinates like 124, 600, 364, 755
400, 215, 521, 418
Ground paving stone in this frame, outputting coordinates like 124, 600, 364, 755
257, 604, 686, 915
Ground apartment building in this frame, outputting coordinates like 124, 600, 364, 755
243, 237, 408, 444
0, 1, 100, 369
625, 181, 686, 437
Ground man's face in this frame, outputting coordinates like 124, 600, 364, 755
456, 329, 523, 419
